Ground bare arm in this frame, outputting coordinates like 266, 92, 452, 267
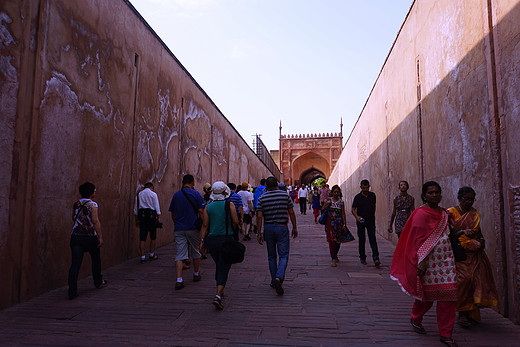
256, 211, 264, 244
199, 207, 209, 251
91, 206, 103, 248
341, 202, 347, 226
388, 198, 397, 232
351, 206, 361, 223
288, 207, 298, 238
230, 202, 239, 229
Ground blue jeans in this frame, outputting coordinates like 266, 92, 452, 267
357, 222, 380, 262
263, 223, 290, 284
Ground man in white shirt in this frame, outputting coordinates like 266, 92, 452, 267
297, 184, 309, 215
238, 182, 254, 240
134, 182, 161, 263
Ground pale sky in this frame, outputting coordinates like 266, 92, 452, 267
129, 0, 413, 151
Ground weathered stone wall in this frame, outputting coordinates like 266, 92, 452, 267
0, 0, 271, 309
329, 0, 520, 323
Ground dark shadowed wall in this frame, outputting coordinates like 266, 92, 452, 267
0, 0, 271, 309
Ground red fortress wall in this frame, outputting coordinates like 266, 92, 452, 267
0, 0, 271, 309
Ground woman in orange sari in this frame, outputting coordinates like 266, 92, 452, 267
391, 181, 458, 347
448, 187, 498, 328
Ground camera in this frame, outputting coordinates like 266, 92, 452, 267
156, 222, 163, 229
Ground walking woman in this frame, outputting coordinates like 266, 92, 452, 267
200, 181, 239, 310
310, 187, 321, 223
448, 187, 498, 328
68, 182, 107, 299
390, 181, 458, 347
388, 180, 415, 238
322, 185, 354, 267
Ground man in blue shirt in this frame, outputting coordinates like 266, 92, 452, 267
169, 174, 204, 290
227, 182, 244, 226
252, 178, 266, 233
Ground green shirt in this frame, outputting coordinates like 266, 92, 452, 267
206, 200, 233, 236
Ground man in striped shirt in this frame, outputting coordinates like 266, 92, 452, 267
256, 176, 298, 296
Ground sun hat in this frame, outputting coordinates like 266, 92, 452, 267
203, 183, 212, 193
210, 181, 231, 201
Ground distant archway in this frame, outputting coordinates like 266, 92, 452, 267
300, 168, 325, 186
290, 151, 329, 186
278, 125, 343, 187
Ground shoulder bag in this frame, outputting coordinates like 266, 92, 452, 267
137, 191, 158, 224
181, 188, 203, 231
221, 200, 246, 264
444, 209, 467, 262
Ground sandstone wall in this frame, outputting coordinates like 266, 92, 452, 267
329, 0, 520, 323
0, 0, 271, 309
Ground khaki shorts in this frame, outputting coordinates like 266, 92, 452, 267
174, 229, 201, 261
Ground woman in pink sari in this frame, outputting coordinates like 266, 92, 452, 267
448, 187, 498, 327
390, 181, 458, 347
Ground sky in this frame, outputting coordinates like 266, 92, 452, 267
129, 0, 413, 151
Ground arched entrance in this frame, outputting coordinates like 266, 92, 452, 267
300, 167, 325, 186
291, 151, 329, 186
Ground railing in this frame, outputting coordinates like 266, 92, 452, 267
253, 134, 281, 182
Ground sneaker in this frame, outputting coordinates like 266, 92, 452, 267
68, 293, 79, 300
273, 278, 284, 296
374, 260, 381, 267
149, 254, 158, 261
213, 296, 223, 310
175, 281, 184, 290
96, 279, 108, 289
140, 258, 146, 264
360, 260, 367, 265
193, 274, 202, 282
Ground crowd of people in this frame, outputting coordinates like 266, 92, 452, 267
68, 176, 499, 346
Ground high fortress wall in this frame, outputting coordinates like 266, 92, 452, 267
0, 0, 272, 309
329, 0, 520, 323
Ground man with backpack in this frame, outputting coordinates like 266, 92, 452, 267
134, 182, 161, 263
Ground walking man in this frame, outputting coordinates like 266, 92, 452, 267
351, 179, 380, 266
169, 174, 204, 290
252, 178, 266, 233
297, 184, 309, 214
134, 182, 161, 263
237, 182, 254, 240
256, 176, 298, 295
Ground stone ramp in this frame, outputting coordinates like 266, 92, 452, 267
0, 213, 518, 346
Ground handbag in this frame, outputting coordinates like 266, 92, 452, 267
221, 200, 246, 264
444, 209, 466, 262
181, 188, 203, 231
450, 229, 467, 262
318, 209, 328, 225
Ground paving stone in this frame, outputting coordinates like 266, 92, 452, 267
0, 212, 518, 345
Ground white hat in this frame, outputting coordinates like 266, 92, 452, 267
210, 181, 231, 201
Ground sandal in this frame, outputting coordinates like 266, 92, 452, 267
96, 279, 108, 289
410, 318, 426, 334
458, 315, 473, 328
440, 336, 458, 347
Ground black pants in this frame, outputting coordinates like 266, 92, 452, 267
356, 222, 380, 262
205, 235, 233, 286
299, 198, 307, 214
68, 234, 103, 297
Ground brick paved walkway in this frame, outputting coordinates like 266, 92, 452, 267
1, 213, 518, 346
